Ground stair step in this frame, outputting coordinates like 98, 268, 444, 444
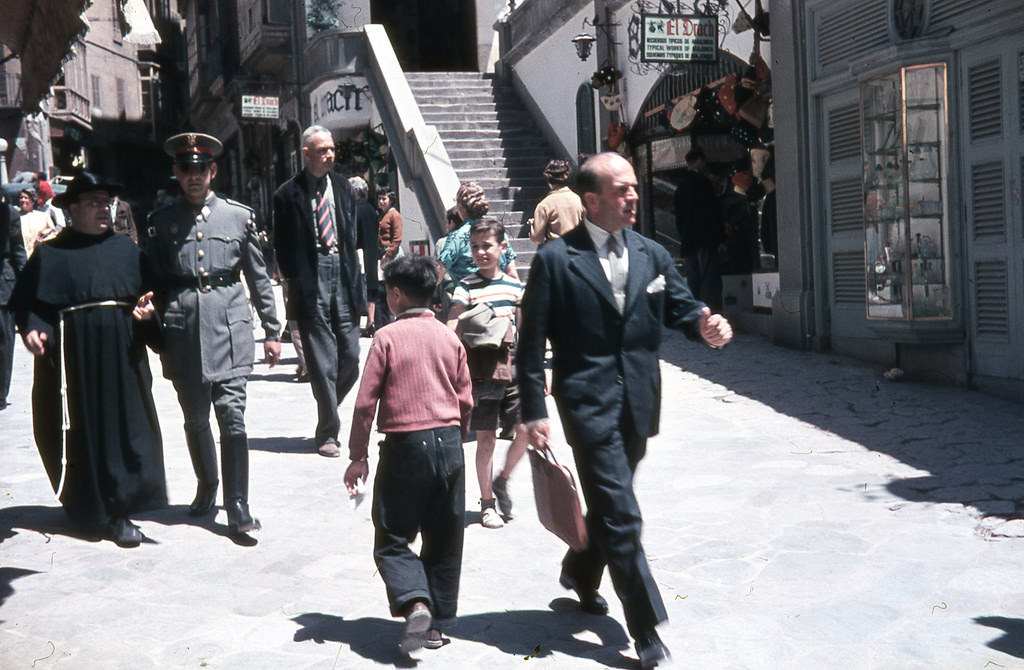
408, 72, 557, 238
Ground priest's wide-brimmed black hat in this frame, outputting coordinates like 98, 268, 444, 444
164, 132, 223, 166
52, 171, 123, 208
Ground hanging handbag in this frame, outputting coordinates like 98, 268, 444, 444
528, 444, 588, 551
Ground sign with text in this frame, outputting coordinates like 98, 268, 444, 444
310, 76, 374, 130
641, 14, 717, 63
241, 95, 279, 119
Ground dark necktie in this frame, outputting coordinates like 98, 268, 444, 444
316, 180, 335, 248
606, 235, 626, 312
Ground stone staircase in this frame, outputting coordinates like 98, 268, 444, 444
406, 71, 552, 278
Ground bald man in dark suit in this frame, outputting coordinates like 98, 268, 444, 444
518, 152, 732, 669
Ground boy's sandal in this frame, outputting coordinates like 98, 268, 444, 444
398, 608, 432, 654
423, 628, 448, 649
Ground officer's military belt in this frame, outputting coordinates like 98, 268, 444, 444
170, 270, 241, 292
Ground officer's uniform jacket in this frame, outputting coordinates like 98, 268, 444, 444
144, 193, 281, 384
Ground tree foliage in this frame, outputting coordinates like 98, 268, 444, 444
307, 0, 340, 33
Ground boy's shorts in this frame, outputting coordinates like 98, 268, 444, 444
470, 379, 521, 432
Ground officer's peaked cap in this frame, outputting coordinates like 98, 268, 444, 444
164, 132, 223, 166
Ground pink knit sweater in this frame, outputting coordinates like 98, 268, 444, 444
347, 309, 473, 460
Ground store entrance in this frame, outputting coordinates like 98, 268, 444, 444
371, 0, 477, 71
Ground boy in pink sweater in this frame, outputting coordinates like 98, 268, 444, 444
345, 255, 473, 655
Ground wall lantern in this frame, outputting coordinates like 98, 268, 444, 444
572, 33, 597, 61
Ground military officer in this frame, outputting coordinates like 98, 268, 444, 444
143, 132, 282, 537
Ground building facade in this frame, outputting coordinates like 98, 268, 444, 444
771, 0, 1024, 399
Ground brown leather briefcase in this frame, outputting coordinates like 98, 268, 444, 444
528, 445, 588, 551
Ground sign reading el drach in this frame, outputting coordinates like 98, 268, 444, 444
242, 95, 279, 119
641, 14, 717, 63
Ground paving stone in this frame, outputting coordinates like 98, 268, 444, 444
3, 304, 1024, 668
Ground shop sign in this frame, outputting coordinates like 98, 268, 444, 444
241, 95, 279, 119
641, 14, 717, 63
310, 77, 374, 130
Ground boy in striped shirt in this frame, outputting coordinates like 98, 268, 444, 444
447, 219, 529, 530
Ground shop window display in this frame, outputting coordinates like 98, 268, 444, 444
861, 63, 952, 320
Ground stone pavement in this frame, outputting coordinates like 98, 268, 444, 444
2, 301, 1024, 669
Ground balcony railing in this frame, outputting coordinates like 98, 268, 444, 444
50, 85, 92, 129
239, 21, 292, 74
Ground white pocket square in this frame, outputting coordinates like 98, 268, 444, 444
646, 275, 666, 294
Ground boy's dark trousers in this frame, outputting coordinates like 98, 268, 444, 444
372, 426, 465, 621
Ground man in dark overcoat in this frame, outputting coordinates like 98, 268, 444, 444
518, 152, 733, 669
272, 125, 378, 457
1, 194, 27, 410
143, 132, 281, 536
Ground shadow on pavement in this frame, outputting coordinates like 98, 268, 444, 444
135, 506, 260, 545
658, 332, 1024, 520
975, 616, 1024, 658
291, 613, 416, 666
0, 566, 40, 615
248, 436, 313, 454
448, 605, 633, 667
292, 605, 632, 667
0, 504, 102, 546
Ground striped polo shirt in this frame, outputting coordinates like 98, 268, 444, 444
451, 271, 524, 327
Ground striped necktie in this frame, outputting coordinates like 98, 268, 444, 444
606, 234, 626, 312
316, 181, 336, 248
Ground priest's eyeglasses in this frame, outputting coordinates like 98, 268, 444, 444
78, 196, 114, 209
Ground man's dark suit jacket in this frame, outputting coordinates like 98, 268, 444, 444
1, 203, 27, 305
272, 170, 378, 320
519, 224, 706, 447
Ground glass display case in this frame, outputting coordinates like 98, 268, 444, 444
861, 64, 951, 320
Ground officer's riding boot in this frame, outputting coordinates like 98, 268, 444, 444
222, 433, 259, 535
186, 426, 219, 517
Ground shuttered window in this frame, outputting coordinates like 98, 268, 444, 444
972, 162, 1005, 240
817, 0, 888, 72
1019, 50, 1024, 134
829, 105, 861, 163
968, 59, 1002, 141
930, 0, 999, 28
974, 261, 1009, 339
831, 179, 863, 233
833, 251, 865, 304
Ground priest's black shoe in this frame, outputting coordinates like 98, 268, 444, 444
635, 630, 671, 670
188, 481, 219, 517
558, 574, 609, 615
225, 498, 260, 535
108, 517, 143, 547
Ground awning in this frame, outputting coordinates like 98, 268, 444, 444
0, 0, 90, 113
122, 0, 161, 44
0, 0, 160, 114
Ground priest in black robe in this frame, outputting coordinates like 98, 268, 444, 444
10, 172, 167, 547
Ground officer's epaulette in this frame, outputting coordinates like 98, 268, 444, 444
221, 196, 258, 230
222, 196, 255, 214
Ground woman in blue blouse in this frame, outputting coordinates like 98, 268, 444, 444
438, 182, 519, 282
